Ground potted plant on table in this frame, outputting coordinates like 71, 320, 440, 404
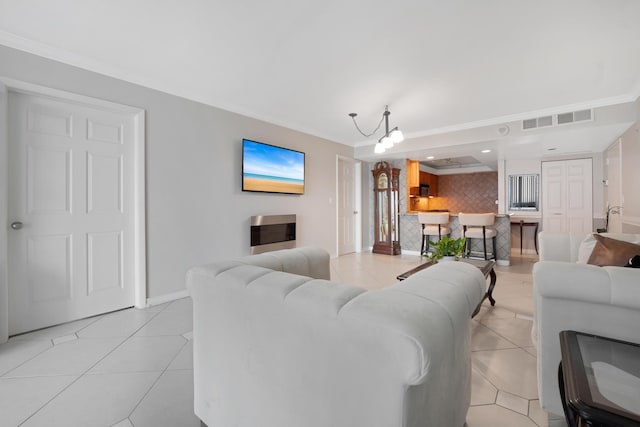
427, 236, 466, 261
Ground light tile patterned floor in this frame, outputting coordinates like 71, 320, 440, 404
0, 250, 561, 426
0, 299, 198, 427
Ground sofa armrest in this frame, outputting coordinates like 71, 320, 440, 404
533, 260, 640, 416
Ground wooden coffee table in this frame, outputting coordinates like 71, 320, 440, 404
396, 258, 497, 317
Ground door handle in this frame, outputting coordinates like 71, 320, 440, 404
10, 221, 23, 230
353, 211, 358, 215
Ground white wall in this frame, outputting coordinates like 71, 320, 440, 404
0, 45, 353, 308
621, 126, 640, 226
607, 120, 640, 233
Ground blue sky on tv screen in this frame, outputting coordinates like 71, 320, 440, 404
243, 140, 304, 180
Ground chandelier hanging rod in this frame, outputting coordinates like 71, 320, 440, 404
348, 105, 404, 154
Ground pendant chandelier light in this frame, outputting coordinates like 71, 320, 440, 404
348, 105, 404, 154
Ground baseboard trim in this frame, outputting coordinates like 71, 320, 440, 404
402, 250, 421, 256
146, 289, 189, 307
622, 216, 640, 226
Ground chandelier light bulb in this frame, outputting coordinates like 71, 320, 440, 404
381, 136, 394, 149
374, 142, 386, 154
390, 128, 404, 144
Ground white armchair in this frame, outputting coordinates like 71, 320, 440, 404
532, 232, 640, 417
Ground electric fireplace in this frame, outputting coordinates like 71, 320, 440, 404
250, 214, 296, 254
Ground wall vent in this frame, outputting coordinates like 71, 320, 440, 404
522, 118, 537, 130
557, 109, 592, 125
538, 115, 553, 127
522, 109, 593, 131
522, 115, 553, 130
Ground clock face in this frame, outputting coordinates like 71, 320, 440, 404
378, 173, 388, 190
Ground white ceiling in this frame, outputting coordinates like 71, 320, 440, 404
1, 0, 640, 168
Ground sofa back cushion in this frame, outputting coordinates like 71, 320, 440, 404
192, 246, 331, 281
538, 232, 640, 263
539, 232, 588, 262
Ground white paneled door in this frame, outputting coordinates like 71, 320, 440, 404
338, 157, 356, 255
7, 92, 137, 335
542, 158, 593, 233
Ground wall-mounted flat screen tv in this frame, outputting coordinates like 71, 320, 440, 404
242, 139, 305, 195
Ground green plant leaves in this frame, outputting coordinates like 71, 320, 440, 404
428, 236, 466, 260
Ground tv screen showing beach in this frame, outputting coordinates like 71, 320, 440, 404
242, 139, 305, 195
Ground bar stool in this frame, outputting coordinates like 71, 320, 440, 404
418, 212, 451, 255
459, 213, 497, 260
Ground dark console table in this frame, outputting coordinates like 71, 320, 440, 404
511, 219, 539, 254
397, 258, 496, 317
559, 330, 640, 427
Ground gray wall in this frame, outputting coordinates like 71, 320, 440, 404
0, 45, 353, 301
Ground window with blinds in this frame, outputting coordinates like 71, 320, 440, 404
508, 174, 539, 211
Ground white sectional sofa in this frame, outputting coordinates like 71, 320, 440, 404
187, 247, 486, 427
533, 232, 640, 417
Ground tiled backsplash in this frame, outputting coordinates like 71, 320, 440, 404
428, 172, 498, 213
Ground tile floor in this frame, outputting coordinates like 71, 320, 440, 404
0, 250, 565, 426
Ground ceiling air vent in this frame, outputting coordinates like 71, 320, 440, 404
522, 118, 537, 130
557, 112, 573, 124
522, 109, 593, 130
538, 115, 553, 127
522, 115, 553, 130
558, 109, 593, 125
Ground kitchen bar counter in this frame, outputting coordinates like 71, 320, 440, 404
406, 209, 450, 213
405, 211, 509, 217
399, 213, 511, 265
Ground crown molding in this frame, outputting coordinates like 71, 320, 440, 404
353, 93, 640, 148
2, 29, 638, 149
0, 31, 341, 144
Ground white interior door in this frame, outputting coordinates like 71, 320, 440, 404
338, 157, 356, 255
566, 159, 593, 232
541, 161, 566, 232
542, 159, 592, 233
7, 91, 136, 335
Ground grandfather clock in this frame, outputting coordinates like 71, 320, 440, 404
372, 161, 401, 255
